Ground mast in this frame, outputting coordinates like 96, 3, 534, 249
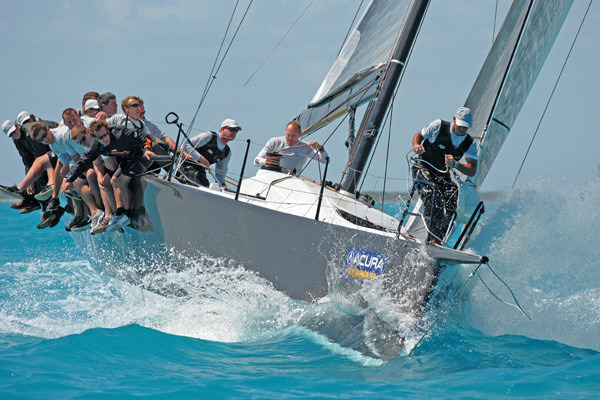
341, 0, 430, 193
345, 107, 356, 159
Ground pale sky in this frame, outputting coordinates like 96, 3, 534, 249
0, 0, 598, 194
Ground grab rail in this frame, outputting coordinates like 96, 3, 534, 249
453, 201, 485, 250
315, 157, 330, 221
165, 112, 184, 182
235, 139, 251, 201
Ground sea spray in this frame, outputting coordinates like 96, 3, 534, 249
461, 177, 600, 351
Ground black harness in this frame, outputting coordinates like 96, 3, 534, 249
420, 120, 473, 172
195, 132, 230, 164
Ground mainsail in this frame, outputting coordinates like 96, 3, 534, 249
297, 0, 414, 135
466, 0, 573, 189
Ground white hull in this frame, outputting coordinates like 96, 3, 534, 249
72, 170, 483, 318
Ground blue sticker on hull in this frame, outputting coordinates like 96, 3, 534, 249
345, 247, 388, 279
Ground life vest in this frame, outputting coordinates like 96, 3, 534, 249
106, 124, 149, 159
196, 132, 230, 164
420, 120, 473, 172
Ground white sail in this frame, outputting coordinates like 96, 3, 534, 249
466, 0, 573, 189
297, 0, 414, 134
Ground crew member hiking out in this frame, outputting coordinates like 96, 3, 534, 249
62, 119, 154, 232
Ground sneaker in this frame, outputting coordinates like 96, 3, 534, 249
90, 210, 105, 231
71, 215, 91, 232
14, 197, 38, 212
34, 184, 54, 201
91, 216, 111, 235
65, 216, 83, 232
10, 200, 25, 210
45, 197, 61, 212
63, 188, 81, 200
0, 184, 25, 200
64, 198, 74, 215
106, 214, 130, 233
38, 210, 55, 229
48, 207, 65, 228
19, 202, 41, 214
38, 207, 65, 229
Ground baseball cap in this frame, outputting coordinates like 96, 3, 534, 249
454, 107, 473, 128
221, 118, 242, 131
2, 120, 17, 137
17, 111, 32, 125
84, 99, 100, 110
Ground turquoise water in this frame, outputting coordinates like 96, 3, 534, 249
1, 178, 600, 399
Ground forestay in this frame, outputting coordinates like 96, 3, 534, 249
466, 0, 573, 189
297, 0, 413, 135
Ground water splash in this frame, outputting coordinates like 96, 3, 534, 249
462, 177, 600, 351
5, 177, 596, 363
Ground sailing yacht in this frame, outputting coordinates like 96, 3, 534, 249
71, 0, 572, 356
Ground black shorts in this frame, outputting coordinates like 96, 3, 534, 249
104, 166, 115, 177
114, 156, 152, 178
47, 152, 58, 168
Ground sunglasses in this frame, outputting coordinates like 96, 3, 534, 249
77, 134, 88, 144
35, 130, 48, 142
126, 103, 141, 108
95, 131, 110, 139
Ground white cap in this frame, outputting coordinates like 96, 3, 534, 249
17, 111, 32, 125
221, 118, 242, 131
454, 107, 473, 128
2, 120, 17, 137
84, 99, 100, 110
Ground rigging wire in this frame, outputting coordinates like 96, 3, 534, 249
356, 82, 401, 208
210, 0, 316, 128
357, 82, 400, 195
492, 0, 499, 45
298, 112, 349, 177
349, 0, 430, 193
338, 3, 418, 187
512, 0, 592, 188
408, 259, 528, 356
478, 267, 531, 320
198, 1, 240, 116
408, 261, 485, 356
355, 23, 417, 196
382, 100, 393, 208
188, 1, 251, 135
336, 0, 365, 57
297, 74, 384, 179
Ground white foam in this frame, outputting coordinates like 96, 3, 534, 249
461, 177, 600, 351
